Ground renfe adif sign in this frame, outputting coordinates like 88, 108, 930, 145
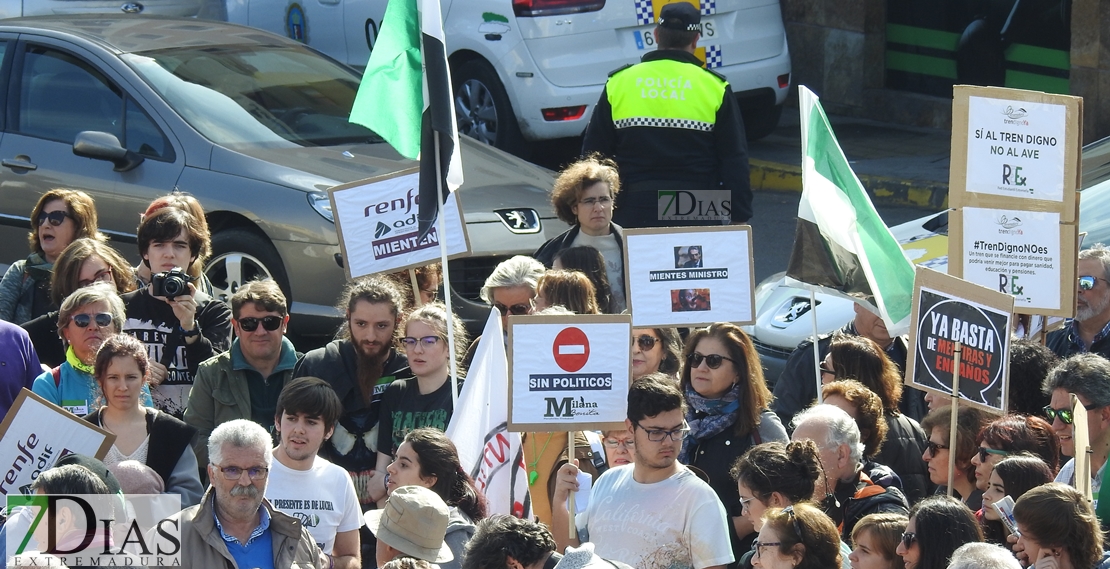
507, 314, 631, 431
907, 268, 1014, 413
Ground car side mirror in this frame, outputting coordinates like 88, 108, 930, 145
73, 130, 145, 172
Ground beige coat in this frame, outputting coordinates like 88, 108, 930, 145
169, 487, 325, 569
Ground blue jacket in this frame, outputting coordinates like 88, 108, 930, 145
32, 361, 153, 416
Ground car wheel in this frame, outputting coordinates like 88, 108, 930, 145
453, 60, 530, 157
742, 103, 783, 141
205, 228, 290, 304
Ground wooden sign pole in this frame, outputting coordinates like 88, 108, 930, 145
567, 434, 576, 540
947, 342, 962, 498
408, 269, 423, 307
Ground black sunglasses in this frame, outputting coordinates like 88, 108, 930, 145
238, 316, 283, 332
901, 531, 916, 549
924, 441, 949, 457
977, 447, 1009, 463
37, 210, 72, 227
636, 334, 659, 351
72, 312, 113, 328
687, 352, 736, 369
494, 301, 532, 316
1044, 401, 1100, 425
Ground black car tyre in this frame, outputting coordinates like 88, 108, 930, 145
742, 103, 783, 141
205, 228, 290, 304
454, 59, 530, 157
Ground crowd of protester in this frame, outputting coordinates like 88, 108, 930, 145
2, 154, 1110, 569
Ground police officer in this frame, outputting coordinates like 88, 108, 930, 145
582, 1, 752, 229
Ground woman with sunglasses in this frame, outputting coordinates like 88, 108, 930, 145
894, 495, 982, 569
553, 246, 615, 314
731, 440, 853, 568
970, 415, 1059, 495
22, 238, 136, 368
1013, 483, 1110, 569
83, 334, 203, 506
375, 303, 468, 479
0, 189, 103, 324
631, 327, 682, 381
32, 283, 153, 415
752, 503, 843, 569
824, 334, 931, 504
533, 156, 626, 312
979, 453, 1053, 545
919, 405, 991, 510
680, 323, 788, 564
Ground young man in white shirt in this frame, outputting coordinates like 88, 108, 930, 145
266, 376, 363, 569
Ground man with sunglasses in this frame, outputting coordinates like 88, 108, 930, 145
1041, 354, 1110, 514
551, 374, 734, 569
1047, 246, 1110, 360
187, 280, 298, 481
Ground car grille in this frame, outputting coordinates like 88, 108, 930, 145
448, 256, 513, 302
751, 337, 795, 360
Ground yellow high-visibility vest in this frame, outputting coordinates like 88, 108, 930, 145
606, 58, 727, 132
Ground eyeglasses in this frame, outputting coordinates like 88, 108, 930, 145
1079, 275, 1110, 291
401, 336, 443, 348
71, 312, 113, 328
901, 531, 917, 549
493, 300, 533, 316
924, 441, 949, 457
420, 289, 439, 302
977, 447, 1010, 463
687, 352, 736, 369
578, 196, 612, 208
1044, 401, 1101, 425
819, 364, 835, 375
750, 541, 782, 560
237, 315, 283, 332
77, 267, 113, 288
215, 465, 269, 480
634, 421, 690, 442
603, 437, 634, 449
635, 334, 659, 351
738, 496, 760, 512
37, 210, 72, 227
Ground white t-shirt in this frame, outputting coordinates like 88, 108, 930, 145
576, 464, 734, 569
266, 454, 363, 553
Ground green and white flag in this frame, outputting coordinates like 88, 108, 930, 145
785, 86, 916, 335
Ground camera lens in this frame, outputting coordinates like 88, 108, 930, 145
164, 279, 182, 296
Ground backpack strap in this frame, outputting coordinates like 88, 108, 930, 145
51, 366, 61, 388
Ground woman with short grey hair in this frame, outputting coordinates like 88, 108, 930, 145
32, 282, 152, 415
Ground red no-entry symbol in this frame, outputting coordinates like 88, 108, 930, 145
553, 327, 590, 372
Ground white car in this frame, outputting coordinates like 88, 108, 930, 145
746, 136, 1110, 384
0, 0, 225, 18
233, 0, 792, 154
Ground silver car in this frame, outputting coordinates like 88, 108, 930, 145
0, 15, 558, 337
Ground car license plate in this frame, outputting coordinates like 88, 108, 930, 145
632, 18, 717, 50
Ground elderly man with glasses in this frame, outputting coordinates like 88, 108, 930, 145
551, 374, 734, 569
170, 419, 326, 569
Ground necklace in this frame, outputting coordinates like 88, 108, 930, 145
526, 433, 556, 486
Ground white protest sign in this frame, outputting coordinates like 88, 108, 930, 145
623, 226, 755, 328
0, 389, 114, 497
329, 169, 470, 279
965, 96, 1067, 203
507, 315, 631, 431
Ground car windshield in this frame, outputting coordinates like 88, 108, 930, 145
122, 44, 382, 147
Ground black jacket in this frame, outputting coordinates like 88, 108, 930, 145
875, 412, 932, 504
84, 407, 196, 485
1046, 323, 1110, 360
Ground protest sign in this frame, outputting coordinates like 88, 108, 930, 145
0, 389, 114, 497
507, 314, 631, 431
623, 226, 755, 328
950, 206, 1077, 317
906, 268, 1014, 414
329, 169, 470, 279
950, 85, 1082, 220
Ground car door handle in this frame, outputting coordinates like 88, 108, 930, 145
1, 158, 37, 171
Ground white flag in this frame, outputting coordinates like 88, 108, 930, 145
446, 309, 531, 518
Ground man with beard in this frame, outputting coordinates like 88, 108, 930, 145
172, 419, 326, 569
550, 374, 733, 569
293, 276, 412, 511
186, 279, 299, 479
1047, 245, 1110, 359
265, 377, 362, 569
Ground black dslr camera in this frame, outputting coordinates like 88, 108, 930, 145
151, 268, 196, 299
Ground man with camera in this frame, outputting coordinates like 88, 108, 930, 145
122, 208, 232, 419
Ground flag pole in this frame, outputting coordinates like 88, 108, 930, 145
434, 130, 460, 405
810, 290, 823, 404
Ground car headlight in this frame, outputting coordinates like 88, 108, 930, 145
307, 192, 333, 223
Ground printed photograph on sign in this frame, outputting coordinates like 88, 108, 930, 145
624, 226, 755, 328
964, 96, 1067, 203
328, 169, 470, 279
906, 269, 1014, 414
507, 315, 632, 432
